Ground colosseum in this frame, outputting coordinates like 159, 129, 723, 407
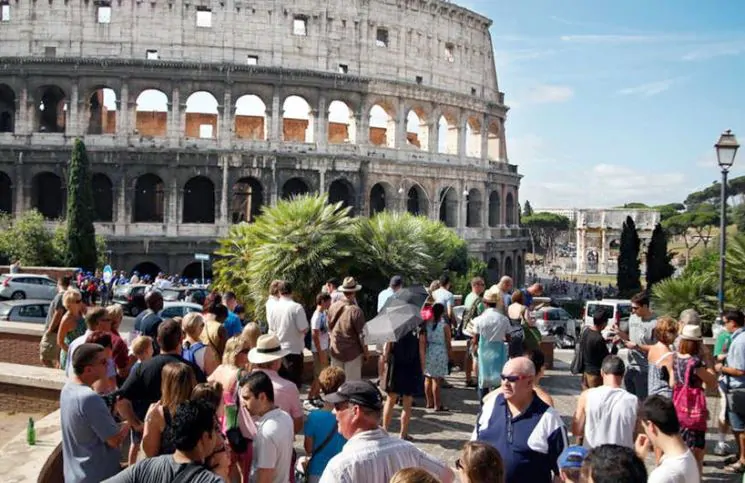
0, 0, 528, 284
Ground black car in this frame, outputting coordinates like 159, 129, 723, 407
112, 284, 149, 316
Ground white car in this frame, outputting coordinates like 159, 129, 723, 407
0, 274, 58, 301
158, 301, 203, 319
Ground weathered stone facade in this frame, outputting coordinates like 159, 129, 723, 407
0, 0, 528, 284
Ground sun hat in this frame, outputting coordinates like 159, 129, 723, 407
338, 276, 362, 293
680, 324, 703, 341
322, 380, 383, 410
248, 334, 290, 364
482, 287, 501, 304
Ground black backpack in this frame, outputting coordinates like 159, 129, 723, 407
457, 296, 483, 339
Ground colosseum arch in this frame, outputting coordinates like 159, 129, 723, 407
486, 257, 500, 285
87, 87, 117, 135
437, 113, 458, 155
466, 116, 482, 158
466, 188, 482, 227
405, 107, 429, 151
91, 173, 114, 222
282, 177, 310, 200
185, 91, 219, 139
282, 95, 313, 143
487, 120, 501, 160
0, 84, 16, 133
183, 262, 212, 282
406, 184, 429, 216
488, 190, 501, 227
133, 173, 165, 222
369, 103, 395, 148
135, 89, 168, 137
369, 182, 391, 215
234, 94, 267, 140
231, 177, 263, 223
0, 171, 12, 214
183, 176, 215, 223
36, 85, 67, 133
132, 261, 162, 279
505, 192, 516, 226
328, 178, 356, 214
504, 255, 514, 279
327, 100, 356, 145
438, 186, 458, 227
32, 172, 65, 219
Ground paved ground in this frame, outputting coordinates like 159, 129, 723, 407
299, 349, 742, 482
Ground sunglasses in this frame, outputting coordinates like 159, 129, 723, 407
500, 374, 531, 383
333, 402, 351, 412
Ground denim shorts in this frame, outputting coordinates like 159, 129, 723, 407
730, 409, 745, 432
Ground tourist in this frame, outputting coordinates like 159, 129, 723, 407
126, 335, 153, 465
320, 380, 454, 483
181, 312, 220, 376
57, 288, 87, 369
471, 288, 509, 402
505, 290, 527, 358
580, 444, 647, 482
472, 356, 567, 482
579, 310, 611, 390
647, 316, 678, 399
84, 331, 118, 397
61, 343, 130, 483
267, 280, 309, 388
103, 400, 224, 483
265, 279, 282, 324
304, 366, 348, 483
64, 307, 112, 374
557, 445, 587, 483
308, 292, 332, 407
714, 310, 734, 456
672, 324, 716, 472
240, 371, 295, 483
421, 303, 452, 411
222, 291, 243, 337
142, 362, 197, 457
247, 334, 304, 434
105, 304, 132, 380
389, 468, 440, 483
461, 276, 486, 388
572, 355, 637, 449
521, 283, 543, 309
202, 294, 229, 359
377, 275, 404, 312
432, 274, 456, 328
240, 321, 261, 356
191, 381, 232, 482
527, 348, 554, 406
495, 276, 513, 311
134, 290, 164, 345
382, 324, 422, 440
455, 441, 505, 483
716, 309, 745, 472
39, 275, 71, 368
325, 277, 345, 303
615, 291, 657, 399
328, 277, 368, 381
636, 395, 699, 483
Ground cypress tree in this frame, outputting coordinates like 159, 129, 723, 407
617, 215, 642, 296
646, 223, 674, 288
523, 200, 534, 217
66, 139, 97, 271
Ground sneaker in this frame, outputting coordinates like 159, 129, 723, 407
715, 442, 732, 456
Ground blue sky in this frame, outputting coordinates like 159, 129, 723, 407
459, 0, 745, 209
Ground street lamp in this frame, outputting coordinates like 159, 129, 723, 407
715, 129, 740, 315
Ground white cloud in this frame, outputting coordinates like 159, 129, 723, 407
681, 41, 745, 61
617, 79, 674, 97
521, 84, 574, 104
559, 34, 659, 44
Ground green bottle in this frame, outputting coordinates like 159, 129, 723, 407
26, 417, 36, 445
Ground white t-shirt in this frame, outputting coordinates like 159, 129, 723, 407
250, 408, 295, 483
472, 308, 510, 342
310, 309, 330, 352
432, 287, 455, 310
267, 296, 309, 354
583, 386, 638, 449
648, 450, 699, 483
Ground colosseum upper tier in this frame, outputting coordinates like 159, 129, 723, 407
0, 0, 528, 283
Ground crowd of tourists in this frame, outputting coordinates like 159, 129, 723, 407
35, 266, 745, 483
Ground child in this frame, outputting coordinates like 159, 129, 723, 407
127, 335, 153, 465
558, 445, 587, 483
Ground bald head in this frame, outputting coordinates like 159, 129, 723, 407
504, 356, 536, 377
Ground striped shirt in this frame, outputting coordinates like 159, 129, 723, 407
319, 428, 454, 483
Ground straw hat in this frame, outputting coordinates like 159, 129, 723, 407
482, 287, 501, 304
680, 324, 703, 341
339, 276, 362, 293
248, 334, 290, 364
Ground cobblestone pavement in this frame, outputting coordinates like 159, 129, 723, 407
300, 349, 741, 482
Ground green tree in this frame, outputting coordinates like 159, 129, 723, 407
617, 216, 642, 296
522, 212, 571, 265
662, 205, 719, 263
522, 200, 534, 218
65, 139, 97, 271
646, 223, 674, 288
733, 204, 745, 233
0, 210, 58, 266
655, 203, 685, 222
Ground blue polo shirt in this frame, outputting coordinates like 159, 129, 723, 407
224, 311, 243, 338
727, 327, 745, 389
472, 392, 567, 483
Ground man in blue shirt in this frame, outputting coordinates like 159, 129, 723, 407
377, 275, 403, 313
472, 356, 566, 483
715, 309, 745, 471
223, 291, 243, 337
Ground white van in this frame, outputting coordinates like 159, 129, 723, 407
583, 299, 633, 334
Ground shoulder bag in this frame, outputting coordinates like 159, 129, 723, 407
296, 423, 338, 483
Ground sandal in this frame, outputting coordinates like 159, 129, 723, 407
724, 461, 745, 473
435, 406, 450, 412
400, 434, 414, 441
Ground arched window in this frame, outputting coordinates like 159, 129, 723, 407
32, 172, 65, 219
328, 179, 356, 214
488, 191, 501, 227
466, 189, 482, 227
0, 171, 12, 214
506, 193, 515, 226
439, 187, 457, 227
369, 183, 387, 215
0, 84, 16, 133
231, 177, 263, 223
87, 88, 117, 134
135, 89, 168, 137
282, 178, 310, 200
183, 177, 215, 223
133, 174, 165, 222
91, 173, 114, 222
37, 86, 67, 133
235, 95, 267, 140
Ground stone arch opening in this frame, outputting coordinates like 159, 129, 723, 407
32, 172, 65, 219
133, 174, 165, 222
328, 178, 356, 214
437, 114, 458, 155
487, 257, 499, 285
185, 91, 219, 139
87, 88, 117, 134
182, 262, 212, 282
328, 100, 356, 144
405, 108, 429, 151
91, 173, 114, 222
466, 117, 482, 158
369, 183, 388, 215
0, 84, 16, 133
438, 187, 458, 227
282, 178, 310, 200
369, 103, 395, 148
183, 176, 215, 223
505, 256, 514, 279
0, 171, 12, 214
37, 86, 67, 133
466, 188, 482, 227
135, 89, 168, 137
506, 192, 516, 226
231, 177, 263, 223
488, 191, 501, 227
235, 95, 267, 140
282, 95, 313, 143
406, 185, 428, 216
487, 120, 501, 160
132, 261, 162, 279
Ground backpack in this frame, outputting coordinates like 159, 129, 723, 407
182, 341, 205, 365
458, 297, 482, 339
672, 356, 708, 431
570, 327, 587, 375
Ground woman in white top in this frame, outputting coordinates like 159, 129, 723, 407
182, 312, 220, 376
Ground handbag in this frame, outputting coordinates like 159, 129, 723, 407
672, 356, 708, 431
295, 423, 338, 483
225, 369, 250, 454
570, 327, 586, 375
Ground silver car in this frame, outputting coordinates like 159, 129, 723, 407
159, 301, 204, 319
0, 274, 58, 300
0, 299, 50, 323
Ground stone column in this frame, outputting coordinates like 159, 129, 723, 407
355, 113, 369, 145
576, 228, 585, 273
427, 120, 438, 153
220, 90, 232, 148
115, 176, 127, 229
270, 158, 278, 205
14, 87, 28, 135
499, 119, 508, 161
600, 228, 608, 275
480, 116, 489, 162
458, 183, 467, 231
314, 95, 327, 148
457, 118, 467, 162
269, 88, 281, 142
319, 168, 326, 195
67, 82, 80, 136
500, 184, 507, 227
167, 87, 180, 147
14, 166, 25, 217
166, 178, 179, 236
219, 156, 229, 226
116, 82, 129, 143
394, 99, 406, 149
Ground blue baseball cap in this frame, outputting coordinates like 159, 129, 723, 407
558, 445, 588, 470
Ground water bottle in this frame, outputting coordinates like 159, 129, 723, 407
26, 417, 36, 446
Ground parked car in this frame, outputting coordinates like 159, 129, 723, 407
583, 299, 632, 341
159, 301, 204, 319
0, 274, 58, 301
112, 284, 149, 316
0, 299, 50, 323
161, 287, 209, 304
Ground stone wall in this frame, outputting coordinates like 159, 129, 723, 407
0, 383, 59, 413
0, 331, 42, 367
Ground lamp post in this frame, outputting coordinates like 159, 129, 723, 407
715, 129, 740, 315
